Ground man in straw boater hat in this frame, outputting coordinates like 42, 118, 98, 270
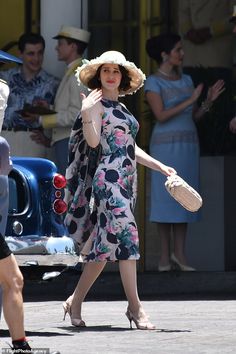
62, 50, 176, 330
22, 25, 91, 175
0, 51, 60, 354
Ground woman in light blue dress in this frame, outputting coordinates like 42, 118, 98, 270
144, 33, 225, 271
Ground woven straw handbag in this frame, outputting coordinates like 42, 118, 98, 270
165, 174, 203, 212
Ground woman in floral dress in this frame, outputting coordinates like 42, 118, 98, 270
63, 51, 176, 330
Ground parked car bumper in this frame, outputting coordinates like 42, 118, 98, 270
5, 235, 79, 266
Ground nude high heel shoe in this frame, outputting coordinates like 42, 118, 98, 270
171, 253, 195, 271
158, 263, 171, 272
62, 296, 86, 327
125, 308, 156, 330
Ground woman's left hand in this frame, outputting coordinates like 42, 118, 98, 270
207, 79, 225, 103
160, 164, 177, 177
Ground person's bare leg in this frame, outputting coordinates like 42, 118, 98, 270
119, 260, 155, 329
69, 261, 107, 319
0, 175, 9, 320
119, 260, 140, 313
157, 222, 172, 267
173, 223, 188, 264
0, 254, 25, 340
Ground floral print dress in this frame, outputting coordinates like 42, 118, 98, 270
65, 98, 140, 262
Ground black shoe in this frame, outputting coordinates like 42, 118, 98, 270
12, 341, 60, 354
12, 340, 32, 353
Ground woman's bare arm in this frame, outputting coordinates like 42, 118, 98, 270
135, 144, 176, 176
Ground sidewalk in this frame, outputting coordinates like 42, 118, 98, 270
1, 298, 236, 354
21, 269, 236, 300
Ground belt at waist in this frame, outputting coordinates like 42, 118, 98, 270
2, 127, 42, 132
151, 130, 199, 145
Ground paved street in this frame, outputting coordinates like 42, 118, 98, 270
1, 298, 236, 354
1, 271, 236, 354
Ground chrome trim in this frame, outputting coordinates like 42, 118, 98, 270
6, 235, 77, 254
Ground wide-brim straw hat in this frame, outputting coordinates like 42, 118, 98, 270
75, 50, 146, 96
0, 50, 22, 64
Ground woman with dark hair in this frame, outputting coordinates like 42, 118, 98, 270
145, 33, 224, 272
62, 50, 176, 329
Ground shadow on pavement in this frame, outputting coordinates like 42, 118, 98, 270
0, 329, 72, 337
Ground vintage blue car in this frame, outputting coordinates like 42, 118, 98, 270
5, 157, 79, 270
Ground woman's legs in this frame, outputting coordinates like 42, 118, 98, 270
70, 261, 107, 318
119, 260, 155, 329
157, 222, 172, 267
172, 223, 188, 265
119, 260, 141, 314
67, 259, 154, 328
